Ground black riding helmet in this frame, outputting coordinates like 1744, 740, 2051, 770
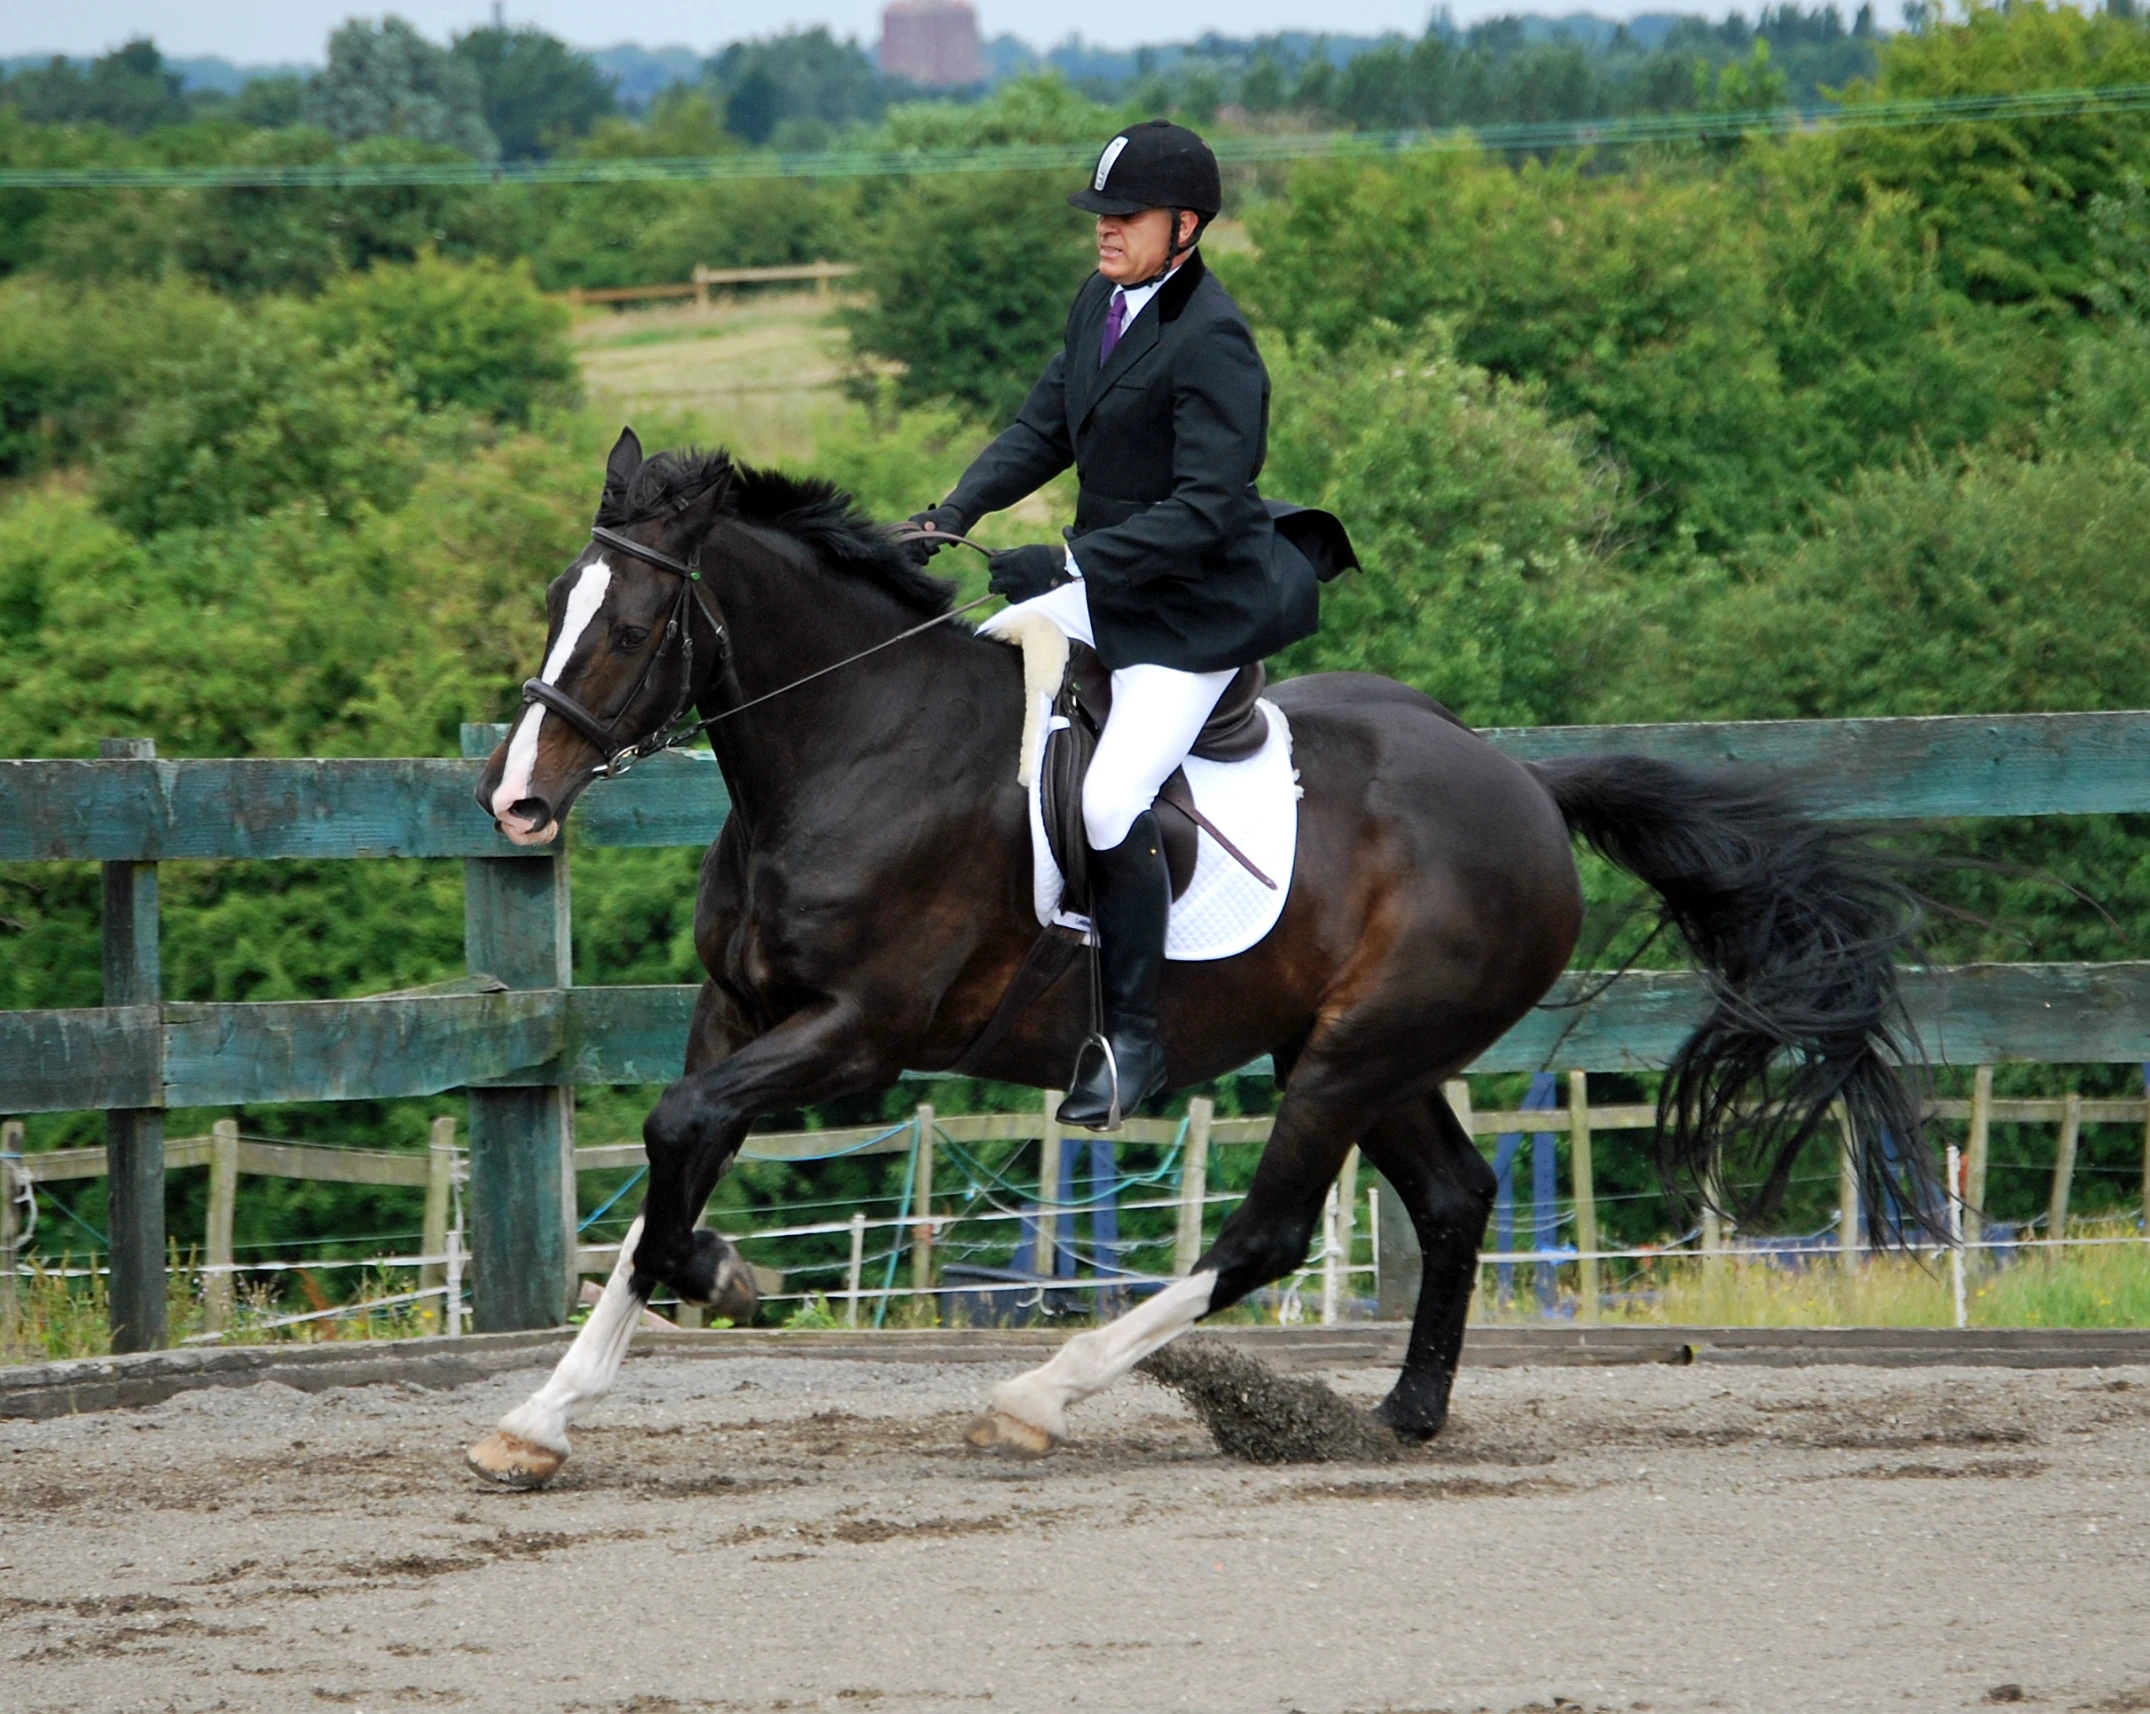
1069, 121, 1221, 275
1069, 120, 1222, 218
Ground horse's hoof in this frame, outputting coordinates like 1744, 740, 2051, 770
964, 1409, 1059, 1459
466, 1431, 566, 1489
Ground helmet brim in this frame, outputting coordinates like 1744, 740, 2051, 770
1068, 188, 1155, 216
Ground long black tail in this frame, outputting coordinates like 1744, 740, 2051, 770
1532, 754, 1935, 1241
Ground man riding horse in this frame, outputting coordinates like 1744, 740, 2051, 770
906, 120, 1323, 1131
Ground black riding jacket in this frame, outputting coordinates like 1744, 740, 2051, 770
942, 252, 1321, 674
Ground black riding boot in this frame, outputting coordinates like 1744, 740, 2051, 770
1057, 809, 1171, 1131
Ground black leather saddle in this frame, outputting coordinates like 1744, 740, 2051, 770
1040, 644, 1268, 908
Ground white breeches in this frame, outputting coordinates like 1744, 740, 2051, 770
1000, 580, 1235, 851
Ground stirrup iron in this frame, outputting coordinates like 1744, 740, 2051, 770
1067, 1031, 1123, 1132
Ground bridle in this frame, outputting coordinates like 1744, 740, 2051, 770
520, 519, 996, 780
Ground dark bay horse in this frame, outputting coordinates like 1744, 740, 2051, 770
466, 431, 1922, 1487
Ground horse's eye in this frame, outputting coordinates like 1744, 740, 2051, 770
613, 626, 650, 652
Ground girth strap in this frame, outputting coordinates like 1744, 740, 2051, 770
949, 925, 1086, 1076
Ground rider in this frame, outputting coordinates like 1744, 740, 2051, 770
906, 119, 1322, 1131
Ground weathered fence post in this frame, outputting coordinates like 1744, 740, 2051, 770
202, 1117, 239, 1332
420, 1115, 456, 1329
1332, 1144, 1360, 1321
692, 263, 712, 309
1037, 1090, 1062, 1278
1837, 1104, 1860, 1267
2047, 1089, 2082, 1258
1172, 1096, 1213, 1276
910, 1103, 935, 1299
1947, 1143, 1968, 1329
2141, 1063, 2150, 1250
1569, 1071, 1599, 1324
1964, 1064, 1993, 1253
1319, 1181, 1343, 1326
461, 725, 575, 1332
0, 1118, 20, 1346
100, 737, 166, 1352
845, 1209, 866, 1326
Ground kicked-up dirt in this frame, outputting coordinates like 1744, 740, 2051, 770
5, 1347, 2150, 1713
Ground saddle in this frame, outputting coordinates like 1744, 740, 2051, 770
1040, 645, 1268, 906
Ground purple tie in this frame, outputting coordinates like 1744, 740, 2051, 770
1099, 288, 1127, 365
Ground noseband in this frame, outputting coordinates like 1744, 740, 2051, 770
519, 523, 728, 779
520, 520, 999, 781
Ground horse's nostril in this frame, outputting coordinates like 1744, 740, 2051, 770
507, 797, 552, 829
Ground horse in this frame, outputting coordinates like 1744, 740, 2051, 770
464, 429, 1924, 1487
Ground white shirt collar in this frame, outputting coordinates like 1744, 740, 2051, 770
1110, 261, 1180, 327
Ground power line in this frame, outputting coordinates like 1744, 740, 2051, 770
5, 82, 2150, 190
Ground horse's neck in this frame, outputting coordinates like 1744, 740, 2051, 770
700, 537, 1008, 827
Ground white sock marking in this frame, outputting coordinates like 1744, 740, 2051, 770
987, 1268, 1217, 1443
491, 558, 612, 821
497, 1214, 644, 1455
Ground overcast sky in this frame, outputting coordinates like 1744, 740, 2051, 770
9, 1, 1887, 64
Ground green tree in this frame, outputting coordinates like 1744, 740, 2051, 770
1264, 324, 1627, 725
307, 251, 577, 423
844, 171, 1095, 420
710, 29, 885, 146
450, 25, 616, 160
304, 16, 498, 159
1832, 0, 2150, 311
93, 307, 424, 537
0, 40, 189, 133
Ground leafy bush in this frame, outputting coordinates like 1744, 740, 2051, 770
307, 251, 577, 423
1831, 0, 2150, 312
844, 171, 1095, 421
1263, 325, 1627, 726
0, 274, 232, 475
1236, 146, 2048, 552
93, 307, 424, 537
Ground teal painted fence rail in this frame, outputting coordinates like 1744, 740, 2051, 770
8, 962, 2150, 1117
7, 710, 2150, 1346
5, 709, 2150, 865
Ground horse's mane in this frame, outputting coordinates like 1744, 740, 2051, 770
606, 447, 955, 618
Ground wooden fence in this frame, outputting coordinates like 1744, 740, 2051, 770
560, 261, 858, 308
7, 711, 2150, 1349
10, 1072, 2142, 1343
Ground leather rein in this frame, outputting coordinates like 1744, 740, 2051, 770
520, 521, 996, 780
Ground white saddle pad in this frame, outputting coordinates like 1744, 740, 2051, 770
1023, 692, 1300, 961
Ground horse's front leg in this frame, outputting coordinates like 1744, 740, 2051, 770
467, 994, 894, 1489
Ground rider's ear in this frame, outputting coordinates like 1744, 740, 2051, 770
596, 427, 644, 525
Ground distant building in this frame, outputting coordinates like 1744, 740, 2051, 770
880, 1, 983, 87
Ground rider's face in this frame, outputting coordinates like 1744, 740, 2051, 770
1095, 209, 1194, 284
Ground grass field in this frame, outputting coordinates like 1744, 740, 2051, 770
1469, 1222, 2150, 1330
573, 288, 864, 466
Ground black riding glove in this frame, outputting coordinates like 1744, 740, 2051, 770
987, 544, 1068, 604
901, 503, 967, 566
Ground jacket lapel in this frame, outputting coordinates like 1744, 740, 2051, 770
1064, 276, 1113, 430
1074, 251, 1206, 431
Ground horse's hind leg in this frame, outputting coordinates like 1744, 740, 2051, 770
1354, 1089, 1494, 1442
967, 1081, 1364, 1456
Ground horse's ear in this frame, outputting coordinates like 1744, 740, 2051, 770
668, 461, 733, 537
595, 427, 643, 524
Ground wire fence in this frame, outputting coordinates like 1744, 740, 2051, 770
8, 82, 2150, 191
8, 1070, 2150, 1351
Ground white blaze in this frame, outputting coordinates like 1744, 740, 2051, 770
491, 559, 612, 822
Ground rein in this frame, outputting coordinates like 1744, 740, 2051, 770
522, 522, 997, 779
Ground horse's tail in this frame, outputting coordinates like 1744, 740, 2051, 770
1530, 753, 1935, 1240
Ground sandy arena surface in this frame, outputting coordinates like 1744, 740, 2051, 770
5, 1348, 2149, 1714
